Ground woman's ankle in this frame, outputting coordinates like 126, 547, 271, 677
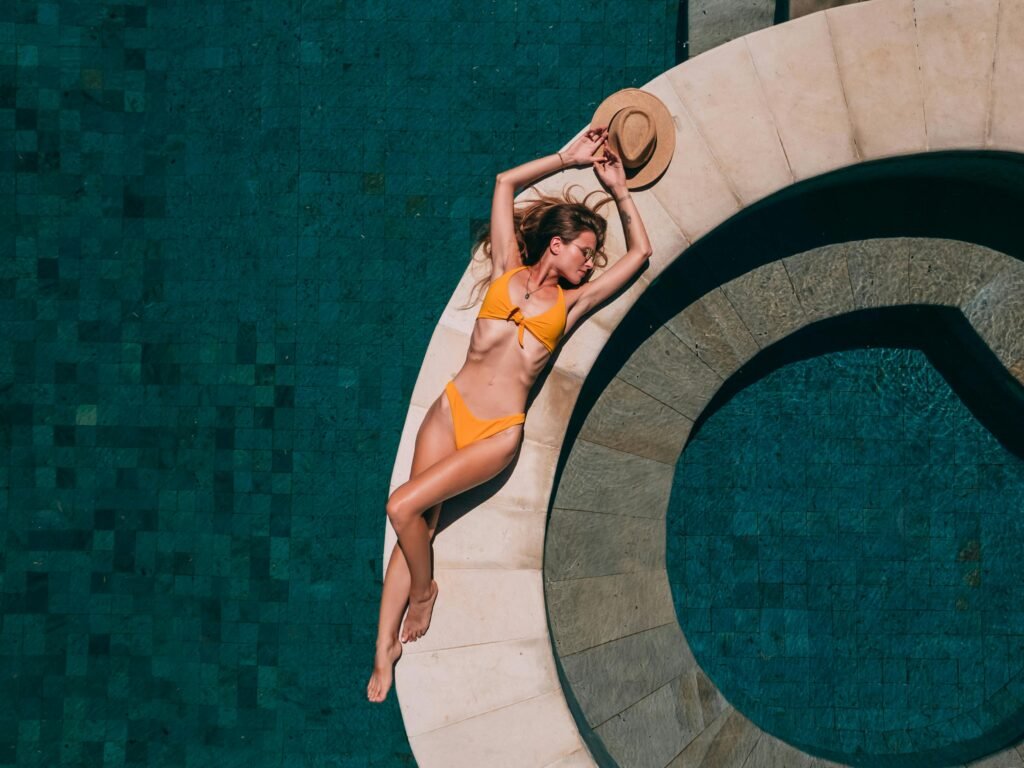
409, 583, 434, 603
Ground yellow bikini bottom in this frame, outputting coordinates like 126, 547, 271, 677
444, 380, 525, 450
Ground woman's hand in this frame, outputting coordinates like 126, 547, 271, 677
562, 127, 608, 167
593, 144, 627, 193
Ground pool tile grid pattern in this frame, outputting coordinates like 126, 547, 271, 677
2, 1, 679, 765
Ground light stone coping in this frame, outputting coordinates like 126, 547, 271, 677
391, 0, 1024, 761
665, 35, 795, 206
409, 323, 473, 409
529, 368, 588, 449
826, 0, 928, 159
430, 498, 547, 571
547, 750, 602, 768
399, 636, 561, 737
989, 0, 1024, 152
389, 403, 427, 494
790, 0, 864, 19
408, 690, 588, 768
745, 12, 860, 180
555, 317, 618, 382
641, 76, 743, 243
396, 568, 550, 657
438, 256, 495, 337
915, 0, 1000, 150
545, 239, 1024, 768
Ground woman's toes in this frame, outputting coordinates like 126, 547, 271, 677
401, 580, 439, 643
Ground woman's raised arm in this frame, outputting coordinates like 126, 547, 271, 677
565, 147, 653, 329
489, 128, 609, 274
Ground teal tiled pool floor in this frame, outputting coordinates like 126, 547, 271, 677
668, 346, 1024, 766
2, 0, 679, 764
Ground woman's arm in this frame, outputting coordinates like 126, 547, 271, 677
566, 149, 653, 329
488, 129, 609, 275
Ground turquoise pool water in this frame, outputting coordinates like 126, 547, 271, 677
667, 346, 1024, 766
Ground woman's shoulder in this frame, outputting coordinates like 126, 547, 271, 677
490, 262, 526, 283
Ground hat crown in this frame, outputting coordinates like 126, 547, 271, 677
591, 88, 675, 188
609, 107, 656, 169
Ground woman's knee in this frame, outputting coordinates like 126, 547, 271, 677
385, 492, 416, 531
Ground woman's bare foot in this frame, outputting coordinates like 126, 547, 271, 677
367, 636, 403, 703
400, 579, 438, 643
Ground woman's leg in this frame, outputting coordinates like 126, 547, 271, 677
367, 397, 453, 703
368, 392, 523, 702
375, 505, 442, 644
386, 420, 522, 643
366, 505, 442, 703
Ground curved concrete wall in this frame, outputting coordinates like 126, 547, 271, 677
546, 237, 1024, 767
389, 0, 1024, 764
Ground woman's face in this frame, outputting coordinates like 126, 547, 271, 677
554, 229, 599, 284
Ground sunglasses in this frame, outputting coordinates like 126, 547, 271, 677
564, 240, 597, 263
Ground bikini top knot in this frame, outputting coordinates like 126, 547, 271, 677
477, 266, 566, 354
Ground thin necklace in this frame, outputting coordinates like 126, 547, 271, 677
524, 268, 536, 300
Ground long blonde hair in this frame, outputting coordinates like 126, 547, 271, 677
460, 184, 613, 309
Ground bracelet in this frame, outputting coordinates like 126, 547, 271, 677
614, 192, 631, 203
556, 151, 566, 168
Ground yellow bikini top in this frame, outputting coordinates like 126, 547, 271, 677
477, 266, 566, 354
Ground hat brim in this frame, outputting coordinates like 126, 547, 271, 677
590, 88, 676, 190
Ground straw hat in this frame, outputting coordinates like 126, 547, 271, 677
591, 88, 675, 189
